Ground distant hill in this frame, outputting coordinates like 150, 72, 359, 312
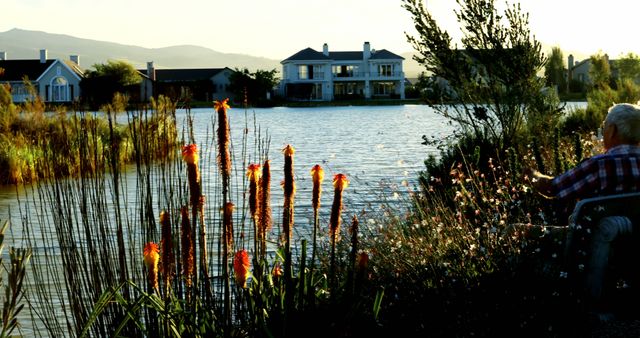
0, 28, 281, 72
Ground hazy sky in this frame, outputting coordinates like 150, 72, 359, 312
1, 0, 638, 60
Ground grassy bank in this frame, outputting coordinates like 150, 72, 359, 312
0, 89, 178, 185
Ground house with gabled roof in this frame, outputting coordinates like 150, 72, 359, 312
0, 49, 84, 103
280, 42, 405, 101
139, 63, 235, 102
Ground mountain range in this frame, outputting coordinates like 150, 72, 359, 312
0, 28, 425, 78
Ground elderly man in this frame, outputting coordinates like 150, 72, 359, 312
528, 103, 640, 207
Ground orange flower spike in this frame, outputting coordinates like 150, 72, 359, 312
233, 249, 250, 288
282, 144, 295, 156
223, 202, 235, 248
246, 163, 261, 182
214, 98, 230, 112
272, 263, 283, 279
143, 242, 160, 269
310, 165, 324, 211
333, 173, 349, 191
181, 144, 199, 165
329, 173, 348, 242
143, 242, 160, 289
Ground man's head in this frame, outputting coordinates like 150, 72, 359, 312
603, 103, 640, 149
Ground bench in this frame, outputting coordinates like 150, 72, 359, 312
566, 192, 640, 306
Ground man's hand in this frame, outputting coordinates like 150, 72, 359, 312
523, 167, 554, 198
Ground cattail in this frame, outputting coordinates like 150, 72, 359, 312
246, 164, 261, 221
329, 174, 349, 242
310, 164, 324, 212
223, 202, 235, 249
182, 144, 201, 207
258, 160, 272, 256
282, 145, 296, 239
143, 242, 160, 290
180, 206, 195, 288
215, 99, 232, 181
233, 249, 250, 288
160, 211, 174, 292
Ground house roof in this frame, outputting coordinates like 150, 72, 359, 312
370, 49, 404, 60
282, 48, 330, 62
282, 47, 404, 62
0, 59, 56, 81
139, 68, 231, 82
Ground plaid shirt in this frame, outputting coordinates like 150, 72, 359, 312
551, 144, 640, 204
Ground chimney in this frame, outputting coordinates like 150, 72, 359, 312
568, 54, 574, 69
70, 55, 80, 66
147, 61, 156, 81
0, 52, 6, 61
40, 49, 47, 63
363, 41, 371, 59
322, 43, 329, 57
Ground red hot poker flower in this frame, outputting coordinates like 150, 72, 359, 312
214, 98, 230, 112
310, 165, 324, 211
233, 249, 250, 288
143, 242, 160, 289
181, 144, 199, 165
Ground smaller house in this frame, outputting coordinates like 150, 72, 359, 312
140, 63, 235, 102
0, 49, 84, 103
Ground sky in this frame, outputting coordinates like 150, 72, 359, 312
1, 0, 639, 60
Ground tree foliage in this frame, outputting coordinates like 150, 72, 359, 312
615, 53, 640, 82
588, 53, 611, 90
81, 60, 143, 107
545, 46, 567, 94
403, 0, 558, 151
228, 68, 279, 107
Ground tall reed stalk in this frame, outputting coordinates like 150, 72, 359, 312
308, 164, 324, 305
214, 98, 232, 331
329, 174, 349, 293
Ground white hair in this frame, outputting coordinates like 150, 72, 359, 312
606, 103, 640, 144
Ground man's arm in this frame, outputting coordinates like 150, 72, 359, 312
524, 168, 554, 198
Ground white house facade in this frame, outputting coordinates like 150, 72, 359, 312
0, 49, 83, 103
280, 42, 405, 101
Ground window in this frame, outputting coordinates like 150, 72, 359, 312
313, 65, 324, 80
51, 76, 68, 102
311, 83, 322, 100
332, 65, 358, 77
373, 82, 395, 96
299, 65, 308, 80
378, 64, 393, 77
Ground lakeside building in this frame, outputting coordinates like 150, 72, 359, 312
280, 42, 405, 101
139, 63, 235, 102
0, 49, 84, 103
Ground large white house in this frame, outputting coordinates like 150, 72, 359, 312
0, 49, 84, 103
280, 42, 405, 101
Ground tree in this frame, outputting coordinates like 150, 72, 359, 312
588, 53, 611, 90
81, 60, 142, 107
545, 47, 567, 94
615, 53, 640, 82
228, 68, 279, 107
402, 0, 558, 151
